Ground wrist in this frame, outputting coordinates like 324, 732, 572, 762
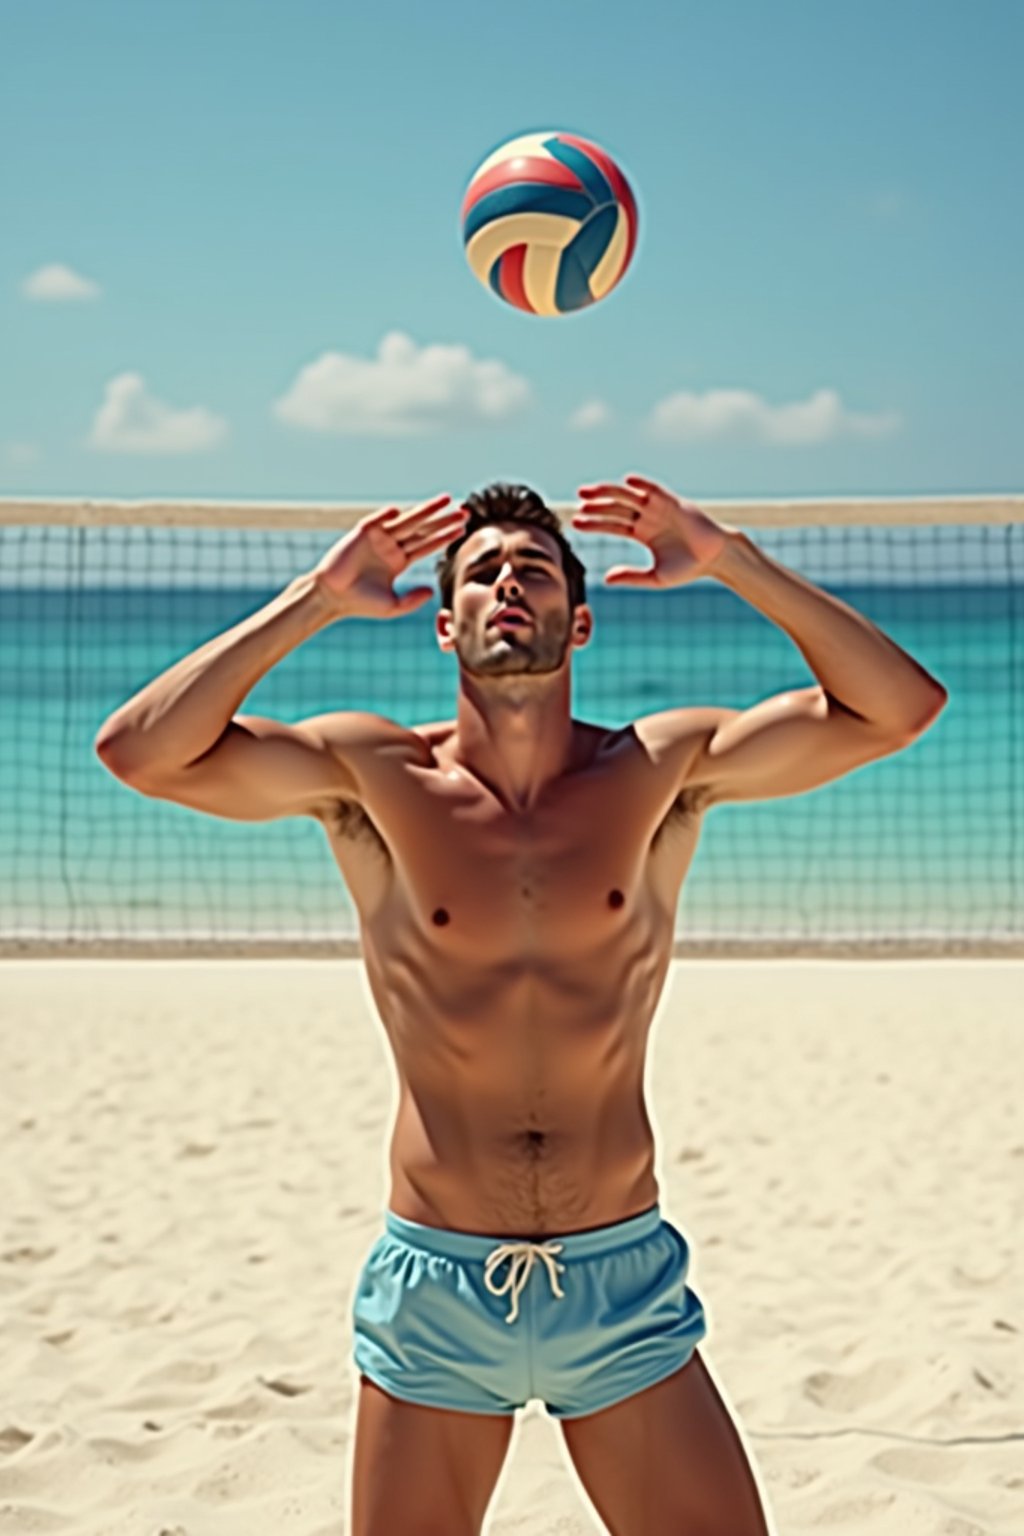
705, 526, 752, 584
295, 569, 353, 625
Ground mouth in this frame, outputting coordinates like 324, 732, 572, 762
490, 607, 532, 629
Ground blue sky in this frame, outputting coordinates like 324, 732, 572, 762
2, 0, 1021, 504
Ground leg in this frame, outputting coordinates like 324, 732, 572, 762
350, 1374, 516, 1536
558, 1350, 773, 1536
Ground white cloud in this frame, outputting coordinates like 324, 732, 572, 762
88, 373, 227, 455
645, 386, 901, 445
22, 263, 101, 301
273, 330, 532, 436
2, 441, 41, 466
568, 399, 612, 432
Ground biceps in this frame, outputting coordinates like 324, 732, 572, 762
685, 687, 907, 807
130, 715, 351, 822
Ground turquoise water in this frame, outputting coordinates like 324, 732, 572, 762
2, 522, 1021, 945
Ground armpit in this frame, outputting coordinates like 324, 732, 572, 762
650, 783, 708, 849
322, 797, 392, 859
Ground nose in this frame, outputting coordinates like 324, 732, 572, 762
495, 566, 524, 602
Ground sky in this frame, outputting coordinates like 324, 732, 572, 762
1, 0, 1021, 506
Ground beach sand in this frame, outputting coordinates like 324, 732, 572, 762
1, 959, 1021, 1535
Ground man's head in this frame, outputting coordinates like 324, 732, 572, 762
435, 482, 593, 679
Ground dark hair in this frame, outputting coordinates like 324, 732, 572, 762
435, 482, 587, 610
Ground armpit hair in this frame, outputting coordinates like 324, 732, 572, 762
324, 797, 391, 859
650, 783, 710, 849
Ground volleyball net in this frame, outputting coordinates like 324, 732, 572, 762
1, 496, 1021, 957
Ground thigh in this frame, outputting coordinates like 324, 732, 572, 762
559, 1350, 774, 1536
350, 1374, 516, 1536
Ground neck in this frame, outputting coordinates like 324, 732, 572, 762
451, 668, 576, 812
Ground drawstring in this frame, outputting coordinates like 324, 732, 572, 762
484, 1240, 567, 1324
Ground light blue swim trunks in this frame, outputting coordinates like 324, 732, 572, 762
351, 1202, 707, 1419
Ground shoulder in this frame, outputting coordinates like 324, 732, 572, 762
316, 711, 446, 776
630, 706, 735, 771
409, 718, 457, 753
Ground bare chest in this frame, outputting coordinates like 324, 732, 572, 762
387, 786, 649, 962
318, 735, 705, 964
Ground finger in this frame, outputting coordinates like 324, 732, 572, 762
376, 494, 455, 531
605, 565, 658, 587
573, 502, 642, 527
623, 474, 664, 494
365, 504, 403, 527
401, 516, 469, 558
577, 481, 648, 506
400, 506, 467, 540
574, 497, 644, 522
571, 514, 640, 539
392, 512, 468, 554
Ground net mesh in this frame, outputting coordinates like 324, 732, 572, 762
2, 502, 1021, 954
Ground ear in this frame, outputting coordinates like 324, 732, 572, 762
571, 604, 594, 650
436, 605, 456, 654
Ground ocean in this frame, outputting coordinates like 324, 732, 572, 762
2, 522, 1020, 946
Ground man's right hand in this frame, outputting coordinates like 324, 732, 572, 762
310, 495, 469, 620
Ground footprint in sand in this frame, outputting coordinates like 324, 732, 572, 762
42, 1328, 76, 1346
803, 1358, 910, 1411
0, 1426, 33, 1455
1, 1245, 56, 1264
870, 1446, 966, 1485
258, 1375, 313, 1397
817, 1490, 897, 1523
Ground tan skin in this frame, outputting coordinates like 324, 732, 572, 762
114, 486, 933, 1534
326, 517, 699, 1242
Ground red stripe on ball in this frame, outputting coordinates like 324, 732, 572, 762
498, 245, 536, 313
461, 154, 587, 223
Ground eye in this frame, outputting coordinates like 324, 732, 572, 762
471, 563, 550, 582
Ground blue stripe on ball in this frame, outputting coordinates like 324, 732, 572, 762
563, 203, 621, 283
543, 136, 614, 208
554, 249, 597, 313
462, 183, 594, 245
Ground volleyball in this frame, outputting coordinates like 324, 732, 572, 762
460, 130, 639, 317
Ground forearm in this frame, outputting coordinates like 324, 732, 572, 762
707, 531, 947, 731
95, 570, 340, 774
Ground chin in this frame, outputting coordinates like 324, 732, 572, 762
475, 652, 569, 680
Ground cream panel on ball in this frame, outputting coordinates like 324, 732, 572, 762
521, 244, 564, 317
468, 132, 560, 182
589, 206, 631, 300
465, 211, 580, 285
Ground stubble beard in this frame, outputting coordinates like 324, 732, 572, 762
456, 609, 572, 680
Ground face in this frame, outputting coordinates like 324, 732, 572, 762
437, 523, 592, 678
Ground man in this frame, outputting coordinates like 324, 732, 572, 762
95, 475, 947, 1536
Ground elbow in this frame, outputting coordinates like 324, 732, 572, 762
94, 726, 147, 783
94, 737, 132, 784
94, 728, 123, 770
905, 686, 948, 738
858, 687, 947, 743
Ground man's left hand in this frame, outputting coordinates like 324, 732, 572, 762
573, 474, 735, 588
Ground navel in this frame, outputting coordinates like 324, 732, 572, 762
432, 907, 450, 927
608, 888, 625, 909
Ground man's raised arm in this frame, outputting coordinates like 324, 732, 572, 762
576, 474, 948, 811
94, 495, 468, 819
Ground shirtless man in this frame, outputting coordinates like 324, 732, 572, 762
95, 475, 947, 1536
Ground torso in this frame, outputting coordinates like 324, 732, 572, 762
316, 717, 707, 1238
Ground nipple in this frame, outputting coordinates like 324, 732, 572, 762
608, 889, 625, 909
432, 908, 450, 927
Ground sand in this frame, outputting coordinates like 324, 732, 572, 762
0, 959, 1021, 1536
